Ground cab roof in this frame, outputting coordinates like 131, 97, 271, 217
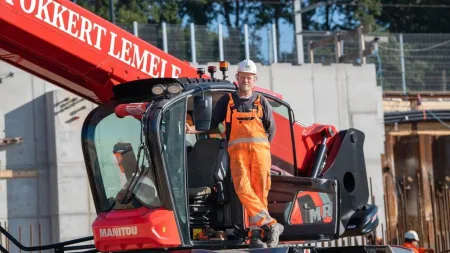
111, 77, 237, 103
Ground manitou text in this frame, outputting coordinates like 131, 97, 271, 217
99, 226, 138, 238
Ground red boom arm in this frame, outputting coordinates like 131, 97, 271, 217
0, 0, 282, 104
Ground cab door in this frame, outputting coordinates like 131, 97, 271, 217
268, 176, 339, 242
262, 94, 340, 242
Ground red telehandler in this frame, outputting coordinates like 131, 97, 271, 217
0, 0, 392, 252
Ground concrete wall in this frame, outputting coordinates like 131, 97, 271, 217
46, 90, 98, 244
0, 60, 385, 249
0, 61, 97, 252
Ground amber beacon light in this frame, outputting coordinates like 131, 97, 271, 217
219, 61, 229, 80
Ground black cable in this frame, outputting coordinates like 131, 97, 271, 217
385, 110, 450, 118
384, 110, 450, 124
385, 115, 450, 124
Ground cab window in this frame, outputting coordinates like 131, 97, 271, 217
264, 96, 296, 176
159, 97, 189, 242
82, 106, 160, 212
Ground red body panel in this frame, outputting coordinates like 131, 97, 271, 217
92, 207, 181, 252
270, 112, 337, 175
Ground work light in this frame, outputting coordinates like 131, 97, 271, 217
167, 84, 182, 94
151, 84, 165, 95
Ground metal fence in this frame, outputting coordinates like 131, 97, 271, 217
117, 22, 450, 93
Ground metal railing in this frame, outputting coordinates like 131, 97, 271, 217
117, 22, 276, 65
0, 222, 95, 253
116, 21, 450, 93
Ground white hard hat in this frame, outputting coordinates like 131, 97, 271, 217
237, 59, 257, 74
405, 230, 419, 241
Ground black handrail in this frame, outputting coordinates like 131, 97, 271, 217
0, 225, 96, 253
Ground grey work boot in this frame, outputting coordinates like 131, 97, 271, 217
249, 230, 267, 248
263, 223, 284, 247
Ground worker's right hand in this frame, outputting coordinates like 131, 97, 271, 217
185, 123, 194, 134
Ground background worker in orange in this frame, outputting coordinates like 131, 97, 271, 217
401, 230, 434, 253
186, 59, 283, 248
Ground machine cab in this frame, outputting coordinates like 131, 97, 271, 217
80, 76, 374, 252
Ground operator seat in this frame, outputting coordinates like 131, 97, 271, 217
187, 138, 229, 201
187, 138, 230, 228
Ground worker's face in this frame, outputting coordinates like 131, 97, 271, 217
236, 72, 256, 93
412, 240, 419, 246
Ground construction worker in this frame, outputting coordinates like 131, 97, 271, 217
401, 230, 434, 253
185, 59, 283, 248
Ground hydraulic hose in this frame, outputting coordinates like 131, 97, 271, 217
311, 132, 328, 178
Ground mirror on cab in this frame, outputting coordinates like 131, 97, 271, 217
193, 94, 213, 131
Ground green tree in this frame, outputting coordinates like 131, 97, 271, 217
147, 0, 182, 24
214, 0, 255, 28
252, 1, 294, 62
75, 0, 111, 21
115, 0, 148, 24
302, 0, 382, 31
375, 0, 450, 33
75, 0, 147, 24
338, 0, 381, 31
178, 0, 215, 26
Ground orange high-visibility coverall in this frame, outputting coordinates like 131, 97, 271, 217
225, 93, 276, 230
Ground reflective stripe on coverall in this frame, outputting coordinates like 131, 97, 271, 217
225, 93, 276, 230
